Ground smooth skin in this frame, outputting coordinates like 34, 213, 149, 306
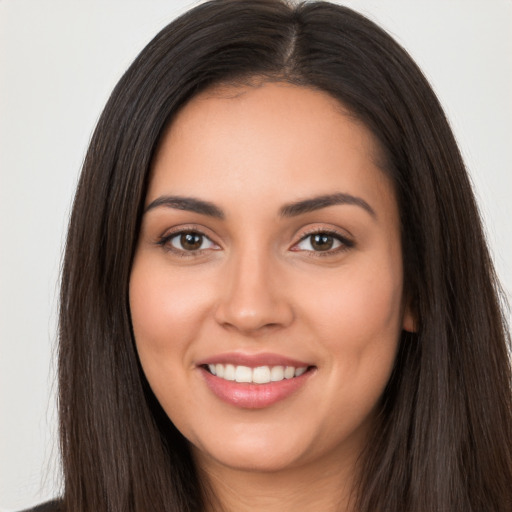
130, 82, 414, 512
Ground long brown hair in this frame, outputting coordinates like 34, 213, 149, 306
59, 1, 512, 510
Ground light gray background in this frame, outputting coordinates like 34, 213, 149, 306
1, 1, 511, 510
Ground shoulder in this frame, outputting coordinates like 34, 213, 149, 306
19, 499, 63, 512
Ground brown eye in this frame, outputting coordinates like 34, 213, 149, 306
179, 232, 203, 250
165, 231, 217, 252
310, 233, 334, 251
294, 231, 352, 253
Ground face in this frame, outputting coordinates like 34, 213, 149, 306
130, 82, 414, 475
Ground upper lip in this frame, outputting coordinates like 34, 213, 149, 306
196, 352, 313, 368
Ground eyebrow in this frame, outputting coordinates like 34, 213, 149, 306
144, 192, 376, 220
144, 195, 225, 219
280, 192, 376, 218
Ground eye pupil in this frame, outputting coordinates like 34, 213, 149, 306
311, 233, 334, 251
181, 232, 203, 250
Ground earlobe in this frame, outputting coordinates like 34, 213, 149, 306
402, 304, 417, 333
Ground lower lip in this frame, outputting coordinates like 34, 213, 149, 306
200, 367, 314, 409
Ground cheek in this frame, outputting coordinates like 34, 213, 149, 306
129, 259, 210, 362
299, 255, 403, 392
128, 259, 215, 423
307, 261, 402, 338
304, 262, 403, 435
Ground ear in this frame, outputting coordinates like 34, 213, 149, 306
402, 300, 417, 333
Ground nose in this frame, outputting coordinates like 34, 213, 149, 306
214, 247, 294, 335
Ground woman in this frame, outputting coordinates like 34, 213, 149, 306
29, 0, 512, 510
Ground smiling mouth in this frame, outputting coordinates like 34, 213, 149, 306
203, 364, 314, 384
200, 361, 317, 408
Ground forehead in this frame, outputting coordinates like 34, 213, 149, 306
158, 81, 378, 165
148, 82, 395, 219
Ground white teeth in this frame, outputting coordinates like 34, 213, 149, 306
235, 365, 252, 383
224, 364, 235, 381
270, 365, 284, 381
284, 366, 295, 379
253, 366, 271, 384
207, 364, 309, 384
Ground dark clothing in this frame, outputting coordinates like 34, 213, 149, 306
20, 500, 62, 512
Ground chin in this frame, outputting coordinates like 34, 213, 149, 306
194, 442, 305, 473
187, 418, 331, 474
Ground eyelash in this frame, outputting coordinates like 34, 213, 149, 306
156, 227, 219, 257
292, 228, 355, 256
156, 227, 354, 257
